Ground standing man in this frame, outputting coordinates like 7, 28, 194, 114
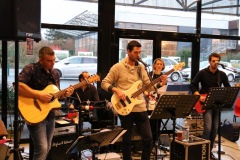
18, 46, 74, 160
190, 53, 230, 160
101, 40, 167, 160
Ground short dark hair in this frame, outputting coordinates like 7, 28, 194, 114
78, 71, 88, 81
127, 40, 141, 52
208, 53, 221, 61
39, 46, 55, 58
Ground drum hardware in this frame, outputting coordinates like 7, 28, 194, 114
68, 100, 115, 133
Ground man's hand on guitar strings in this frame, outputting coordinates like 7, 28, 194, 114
115, 89, 126, 101
199, 96, 206, 103
38, 92, 53, 103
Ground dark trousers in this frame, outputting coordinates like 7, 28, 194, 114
119, 111, 153, 160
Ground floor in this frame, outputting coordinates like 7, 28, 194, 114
15, 134, 240, 160
2, 110, 240, 160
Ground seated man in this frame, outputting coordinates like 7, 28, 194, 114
69, 71, 100, 128
72, 71, 100, 104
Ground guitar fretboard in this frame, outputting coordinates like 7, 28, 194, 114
132, 68, 175, 98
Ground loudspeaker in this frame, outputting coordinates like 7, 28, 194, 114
47, 133, 78, 160
0, 0, 41, 41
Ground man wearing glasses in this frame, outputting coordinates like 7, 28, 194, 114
190, 53, 230, 160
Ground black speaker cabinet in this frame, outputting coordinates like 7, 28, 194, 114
47, 133, 78, 160
0, 0, 41, 41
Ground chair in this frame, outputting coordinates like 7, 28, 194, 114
233, 97, 240, 122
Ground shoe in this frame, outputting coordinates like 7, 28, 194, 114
210, 152, 217, 160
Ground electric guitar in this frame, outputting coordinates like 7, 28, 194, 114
18, 75, 100, 124
111, 62, 185, 116
194, 94, 207, 114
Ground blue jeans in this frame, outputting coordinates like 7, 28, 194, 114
27, 111, 55, 160
202, 109, 219, 151
119, 112, 153, 160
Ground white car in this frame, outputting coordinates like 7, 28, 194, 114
181, 61, 236, 82
141, 57, 183, 82
54, 56, 97, 78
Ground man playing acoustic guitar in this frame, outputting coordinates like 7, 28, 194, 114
190, 53, 230, 160
101, 40, 167, 160
18, 47, 74, 160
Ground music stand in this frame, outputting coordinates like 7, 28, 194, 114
150, 95, 199, 160
66, 128, 126, 159
201, 87, 240, 160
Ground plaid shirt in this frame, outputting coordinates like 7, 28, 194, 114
19, 61, 60, 90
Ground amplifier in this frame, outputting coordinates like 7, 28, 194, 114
47, 133, 78, 160
30, 124, 78, 160
53, 125, 77, 136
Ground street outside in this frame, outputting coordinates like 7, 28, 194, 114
1, 69, 239, 89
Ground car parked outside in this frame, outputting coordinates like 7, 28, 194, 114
54, 56, 97, 78
181, 61, 236, 82
220, 61, 238, 73
141, 56, 183, 82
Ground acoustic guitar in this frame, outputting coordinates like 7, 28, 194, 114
18, 75, 100, 124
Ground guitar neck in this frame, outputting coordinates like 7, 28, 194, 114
53, 80, 87, 99
132, 68, 175, 98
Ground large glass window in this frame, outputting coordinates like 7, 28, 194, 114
42, 0, 98, 26
119, 38, 153, 61
200, 38, 240, 82
119, 38, 192, 82
181, 38, 240, 84
115, 0, 240, 36
115, 0, 197, 33
201, 13, 240, 36
161, 41, 192, 82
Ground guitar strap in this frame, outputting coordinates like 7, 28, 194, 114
137, 66, 143, 81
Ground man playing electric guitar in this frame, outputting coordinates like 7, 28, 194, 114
190, 53, 230, 160
101, 40, 167, 160
18, 47, 74, 160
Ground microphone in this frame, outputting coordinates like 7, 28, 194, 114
138, 58, 149, 67
216, 62, 226, 69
